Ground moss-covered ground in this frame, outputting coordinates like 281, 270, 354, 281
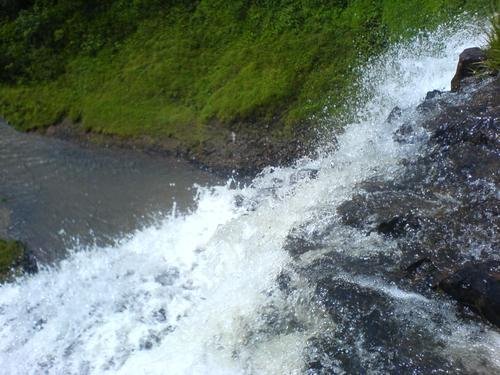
0, 238, 26, 282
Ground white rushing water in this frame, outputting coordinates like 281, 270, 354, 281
1, 22, 498, 374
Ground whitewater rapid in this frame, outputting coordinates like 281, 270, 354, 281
1, 21, 498, 374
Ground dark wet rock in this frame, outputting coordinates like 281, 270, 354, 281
438, 261, 500, 328
233, 194, 257, 211
299, 249, 404, 291
284, 232, 324, 258
276, 271, 293, 294
416, 92, 455, 115
425, 90, 443, 100
34, 318, 47, 331
376, 214, 421, 238
386, 106, 402, 123
139, 330, 162, 350
335, 74, 500, 327
337, 190, 435, 235
258, 304, 304, 335
398, 256, 441, 293
393, 122, 415, 143
283, 214, 338, 258
335, 196, 367, 229
233, 194, 245, 208
403, 257, 432, 276
153, 308, 167, 322
304, 278, 460, 373
154, 268, 180, 286
289, 61, 499, 373
451, 47, 487, 92
315, 278, 393, 322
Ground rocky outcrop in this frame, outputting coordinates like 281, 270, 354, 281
450, 47, 487, 92
336, 62, 499, 326
285, 49, 499, 332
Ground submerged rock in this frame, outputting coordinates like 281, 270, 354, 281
304, 278, 460, 373
386, 106, 402, 123
376, 214, 420, 238
425, 90, 443, 100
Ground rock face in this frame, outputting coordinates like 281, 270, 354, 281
284, 51, 499, 344
450, 47, 487, 92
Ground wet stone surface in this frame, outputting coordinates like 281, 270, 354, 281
279, 75, 500, 373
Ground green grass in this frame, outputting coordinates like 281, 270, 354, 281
486, 10, 500, 71
0, 238, 26, 282
0, 1, 489, 146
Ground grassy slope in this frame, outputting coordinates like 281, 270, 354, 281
0, 1, 488, 147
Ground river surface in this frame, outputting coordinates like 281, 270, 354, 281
0, 123, 220, 263
0, 22, 499, 374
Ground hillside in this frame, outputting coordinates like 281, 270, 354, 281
0, 0, 489, 171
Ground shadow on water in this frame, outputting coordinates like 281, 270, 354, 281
0, 121, 222, 264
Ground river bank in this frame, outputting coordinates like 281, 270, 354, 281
33, 116, 314, 176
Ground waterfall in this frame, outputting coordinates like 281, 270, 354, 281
1, 21, 498, 374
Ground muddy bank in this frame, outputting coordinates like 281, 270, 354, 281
39, 118, 315, 177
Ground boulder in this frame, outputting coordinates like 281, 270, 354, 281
376, 214, 420, 238
450, 47, 487, 92
438, 261, 500, 328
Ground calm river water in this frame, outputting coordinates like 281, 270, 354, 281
0, 121, 220, 263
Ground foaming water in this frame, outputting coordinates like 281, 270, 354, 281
1, 22, 498, 374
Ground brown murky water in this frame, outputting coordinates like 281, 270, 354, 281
0, 121, 221, 263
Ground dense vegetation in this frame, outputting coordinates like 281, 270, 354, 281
486, 10, 499, 70
0, 0, 489, 147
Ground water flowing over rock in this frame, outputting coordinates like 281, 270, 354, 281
0, 24, 499, 375
338, 73, 500, 327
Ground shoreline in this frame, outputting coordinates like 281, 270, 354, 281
25, 117, 316, 178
